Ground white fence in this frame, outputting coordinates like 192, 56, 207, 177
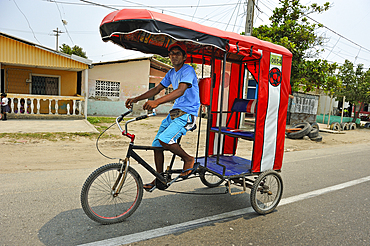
7, 93, 85, 117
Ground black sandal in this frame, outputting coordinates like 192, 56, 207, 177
179, 163, 199, 179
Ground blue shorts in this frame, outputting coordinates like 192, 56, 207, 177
152, 113, 196, 147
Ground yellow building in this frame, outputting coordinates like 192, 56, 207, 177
0, 32, 92, 118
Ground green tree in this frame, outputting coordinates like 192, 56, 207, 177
153, 55, 197, 70
153, 55, 172, 66
59, 44, 88, 59
338, 60, 370, 122
252, 0, 331, 90
298, 59, 340, 93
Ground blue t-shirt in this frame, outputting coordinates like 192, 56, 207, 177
160, 64, 200, 116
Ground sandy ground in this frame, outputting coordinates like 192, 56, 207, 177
1, 116, 369, 174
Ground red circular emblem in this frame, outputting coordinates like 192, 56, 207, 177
269, 68, 282, 87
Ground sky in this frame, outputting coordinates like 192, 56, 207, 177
1, 0, 370, 68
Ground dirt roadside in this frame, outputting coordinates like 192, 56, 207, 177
1, 116, 369, 174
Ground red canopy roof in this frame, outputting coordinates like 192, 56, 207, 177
100, 9, 292, 63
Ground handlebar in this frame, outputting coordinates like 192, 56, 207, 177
115, 109, 157, 135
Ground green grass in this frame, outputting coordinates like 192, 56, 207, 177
87, 116, 131, 125
87, 116, 116, 124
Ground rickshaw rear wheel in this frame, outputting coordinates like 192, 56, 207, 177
199, 169, 224, 188
250, 170, 283, 215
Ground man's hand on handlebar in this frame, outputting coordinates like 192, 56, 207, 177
143, 100, 159, 110
126, 97, 159, 110
125, 98, 138, 109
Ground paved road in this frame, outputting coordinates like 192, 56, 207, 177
0, 143, 369, 246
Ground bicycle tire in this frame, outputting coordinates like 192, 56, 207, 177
81, 163, 143, 224
250, 170, 283, 215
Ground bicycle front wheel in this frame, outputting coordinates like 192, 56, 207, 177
81, 163, 143, 224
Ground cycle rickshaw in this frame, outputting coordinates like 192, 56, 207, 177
81, 9, 293, 224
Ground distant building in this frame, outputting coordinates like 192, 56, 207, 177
0, 32, 92, 119
88, 57, 173, 116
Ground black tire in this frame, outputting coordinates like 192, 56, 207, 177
286, 122, 311, 139
310, 135, 323, 142
199, 170, 224, 188
330, 122, 340, 131
349, 122, 356, 130
308, 127, 319, 139
250, 170, 283, 215
81, 163, 143, 224
311, 122, 319, 130
340, 122, 349, 130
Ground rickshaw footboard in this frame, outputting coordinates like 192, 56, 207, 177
196, 155, 252, 177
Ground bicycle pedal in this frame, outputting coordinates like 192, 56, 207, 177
144, 186, 156, 192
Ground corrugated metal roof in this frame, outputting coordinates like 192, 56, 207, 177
0, 32, 92, 71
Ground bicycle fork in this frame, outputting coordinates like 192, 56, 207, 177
111, 158, 129, 197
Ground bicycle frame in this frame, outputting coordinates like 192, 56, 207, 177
114, 109, 191, 191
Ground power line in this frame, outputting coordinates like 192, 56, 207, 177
0, 27, 49, 35
305, 15, 370, 54
78, 0, 245, 29
79, 0, 118, 10
232, 0, 242, 32
252, 0, 370, 63
207, 5, 237, 28
191, 0, 201, 21
50, 0, 370, 66
12, 0, 41, 44
54, 1, 74, 45
46, 0, 245, 9
326, 37, 341, 59
0, 27, 96, 35
226, 0, 241, 30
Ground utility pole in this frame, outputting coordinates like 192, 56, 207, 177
53, 28, 64, 51
245, 0, 255, 36
241, 0, 255, 127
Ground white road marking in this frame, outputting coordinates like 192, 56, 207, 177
79, 175, 370, 246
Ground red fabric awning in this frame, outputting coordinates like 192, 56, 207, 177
100, 9, 291, 62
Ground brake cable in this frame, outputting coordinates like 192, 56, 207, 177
96, 121, 120, 160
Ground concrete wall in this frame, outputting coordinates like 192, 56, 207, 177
317, 94, 336, 115
88, 60, 150, 116
288, 92, 319, 125
148, 66, 173, 114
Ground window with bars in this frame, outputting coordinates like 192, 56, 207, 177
32, 75, 59, 95
165, 86, 175, 103
165, 86, 174, 95
95, 80, 120, 97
